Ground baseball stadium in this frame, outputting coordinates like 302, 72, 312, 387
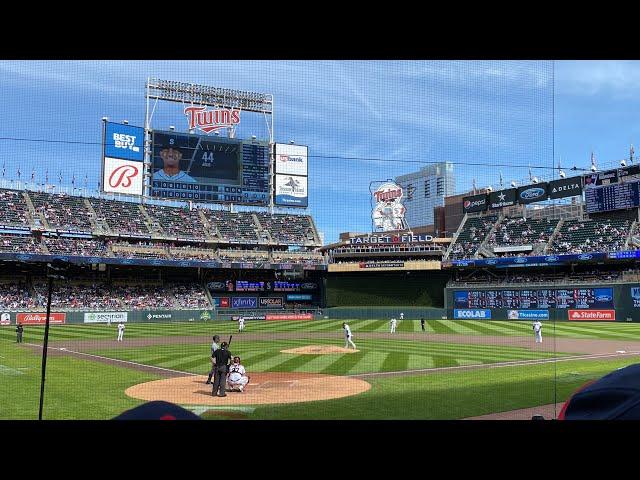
2, 60, 640, 420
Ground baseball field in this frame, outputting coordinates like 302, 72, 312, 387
2, 318, 640, 420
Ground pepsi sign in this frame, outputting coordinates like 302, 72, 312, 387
462, 194, 488, 213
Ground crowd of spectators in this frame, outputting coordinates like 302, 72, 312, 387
487, 217, 558, 248
256, 213, 317, 245
449, 216, 498, 260
89, 198, 151, 236
31, 192, 93, 232
172, 283, 211, 308
144, 204, 207, 240
0, 234, 43, 253
0, 282, 38, 309
206, 210, 259, 243
44, 237, 106, 256
449, 268, 629, 287
550, 218, 632, 254
0, 190, 30, 228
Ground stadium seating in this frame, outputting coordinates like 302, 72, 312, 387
0, 234, 43, 253
487, 217, 559, 249
44, 237, 107, 256
549, 216, 632, 254
204, 210, 260, 243
89, 198, 151, 236
0, 189, 30, 228
30, 192, 93, 232
449, 215, 498, 259
255, 213, 318, 245
143, 204, 207, 240
0, 281, 38, 309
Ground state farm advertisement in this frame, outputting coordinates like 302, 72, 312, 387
265, 313, 313, 321
103, 157, 143, 195
17, 313, 66, 325
568, 310, 616, 321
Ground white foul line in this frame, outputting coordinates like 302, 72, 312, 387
24, 343, 197, 377
349, 351, 640, 378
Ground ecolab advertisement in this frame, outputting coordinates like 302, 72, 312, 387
568, 310, 616, 321
275, 174, 308, 207
454, 309, 492, 319
103, 157, 143, 195
274, 144, 308, 176
16, 313, 66, 325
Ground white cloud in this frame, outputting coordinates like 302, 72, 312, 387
556, 60, 640, 97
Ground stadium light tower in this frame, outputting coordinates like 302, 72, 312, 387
101, 116, 108, 122
511, 180, 518, 188
123, 120, 129, 125
169, 126, 175, 131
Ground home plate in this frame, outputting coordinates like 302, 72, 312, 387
616, 350, 627, 354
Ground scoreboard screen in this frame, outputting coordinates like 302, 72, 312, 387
150, 131, 270, 205
273, 281, 302, 292
585, 180, 640, 214
235, 281, 265, 292
455, 288, 614, 310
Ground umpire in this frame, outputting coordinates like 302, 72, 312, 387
205, 335, 221, 384
212, 342, 232, 397
16, 323, 23, 343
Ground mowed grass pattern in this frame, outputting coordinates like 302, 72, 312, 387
91, 338, 563, 376
3, 318, 640, 343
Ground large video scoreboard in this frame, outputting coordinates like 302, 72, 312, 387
454, 288, 614, 309
150, 131, 270, 205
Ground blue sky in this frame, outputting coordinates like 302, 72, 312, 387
0, 60, 636, 243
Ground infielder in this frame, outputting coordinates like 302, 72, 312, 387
206, 334, 221, 384
390, 317, 397, 334
117, 322, 125, 342
238, 316, 245, 332
226, 356, 249, 392
533, 320, 543, 343
343, 322, 356, 350
400, 312, 404, 321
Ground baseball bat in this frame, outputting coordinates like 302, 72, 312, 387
228, 334, 233, 347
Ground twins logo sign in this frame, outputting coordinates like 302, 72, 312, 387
103, 157, 143, 195
632, 287, 640, 308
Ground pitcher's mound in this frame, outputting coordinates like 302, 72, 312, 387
125, 372, 370, 406
281, 345, 359, 355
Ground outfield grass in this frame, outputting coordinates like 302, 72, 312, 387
3, 319, 640, 343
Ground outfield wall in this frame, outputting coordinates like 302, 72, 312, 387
0, 309, 219, 325
445, 283, 640, 322
326, 271, 448, 307
323, 307, 447, 320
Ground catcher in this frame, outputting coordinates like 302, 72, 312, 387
226, 356, 250, 392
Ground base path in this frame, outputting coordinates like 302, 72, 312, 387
465, 403, 564, 420
281, 345, 359, 354
125, 372, 371, 406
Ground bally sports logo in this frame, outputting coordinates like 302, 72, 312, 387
103, 157, 143, 195
109, 164, 139, 189
184, 106, 240, 134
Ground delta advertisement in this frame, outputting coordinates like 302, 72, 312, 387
274, 143, 308, 176
274, 174, 308, 207
84, 312, 128, 323
16, 313, 66, 325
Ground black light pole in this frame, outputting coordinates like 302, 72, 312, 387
38, 261, 66, 420
38, 273, 54, 420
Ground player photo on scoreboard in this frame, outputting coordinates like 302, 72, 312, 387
151, 131, 241, 185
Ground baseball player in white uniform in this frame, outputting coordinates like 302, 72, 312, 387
226, 356, 249, 392
533, 320, 543, 343
343, 322, 356, 349
390, 318, 397, 333
117, 322, 125, 342
238, 316, 245, 332
400, 312, 404, 320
